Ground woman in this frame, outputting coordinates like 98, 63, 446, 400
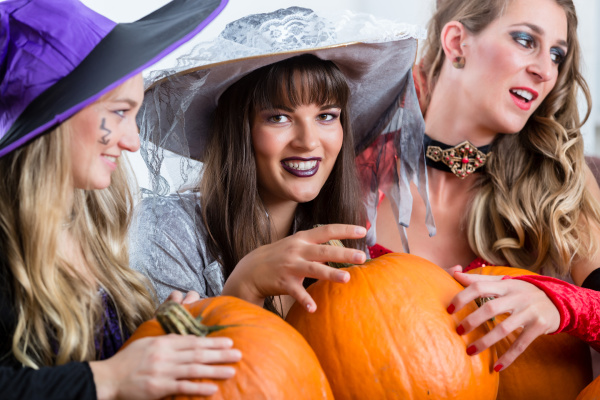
130, 7, 425, 317
372, 0, 600, 372
0, 0, 241, 399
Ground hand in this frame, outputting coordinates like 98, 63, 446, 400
90, 334, 242, 400
448, 271, 560, 372
164, 290, 201, 305
222, 224, 367, 312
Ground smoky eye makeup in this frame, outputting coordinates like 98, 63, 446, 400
510, 31, 535, 49
550, 47, 566, 64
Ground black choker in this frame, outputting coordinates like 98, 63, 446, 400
424, 134, 492, 179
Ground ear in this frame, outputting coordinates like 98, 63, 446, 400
440, 21, 469, 63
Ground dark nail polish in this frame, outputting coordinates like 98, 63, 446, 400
494, 364, 503, 372
447, 304, 455, 314
456, 325, 465, 335
466, 345, 477, 355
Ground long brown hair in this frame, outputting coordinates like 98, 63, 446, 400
0, 123, 155, 367
421, 0, 600, 276
200, 54, 365, 283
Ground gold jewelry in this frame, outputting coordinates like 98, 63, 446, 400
452, 56, 465, 69
426, 139, 491, 179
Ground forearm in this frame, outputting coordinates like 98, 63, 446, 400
0, 363, 97, 400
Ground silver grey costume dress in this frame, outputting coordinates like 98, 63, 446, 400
129, 192, 224, 302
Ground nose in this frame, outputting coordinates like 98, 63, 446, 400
527, 54, 555, 83
118, 123, 141, 153
292, 119, 319, 151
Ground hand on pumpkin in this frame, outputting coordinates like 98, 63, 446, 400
89, 334, 242, 400
222, 223, 367, 312
448, 272, 560, 371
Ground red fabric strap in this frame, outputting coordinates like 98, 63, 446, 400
504, 275, 600, 351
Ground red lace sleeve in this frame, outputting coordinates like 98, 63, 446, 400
504, 275, 600, 351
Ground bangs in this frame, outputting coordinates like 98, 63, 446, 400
250, 54, 349, 112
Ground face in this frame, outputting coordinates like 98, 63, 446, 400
460, 0, 568, 135
69, 74, 143, 190
252, 102, 344, 207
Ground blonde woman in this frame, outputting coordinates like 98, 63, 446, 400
373, 0, 600, 372
0, 0, 240, 399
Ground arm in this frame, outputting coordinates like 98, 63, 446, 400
129, 194, 223, 302
0, 363, 96, 400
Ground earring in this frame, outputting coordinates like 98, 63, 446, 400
453, 56, 465, 69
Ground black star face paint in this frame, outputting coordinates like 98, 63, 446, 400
99, 117, 111, 145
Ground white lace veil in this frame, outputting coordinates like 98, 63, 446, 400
136, 6, 436, 251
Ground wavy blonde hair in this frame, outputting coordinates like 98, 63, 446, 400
420, 0, 600, 276
0, 123, 155, 368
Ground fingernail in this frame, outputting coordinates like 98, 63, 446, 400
447, 304, 455, 314
352, 252, 365, 263
494, 364, 503, 372
307, 303, 315, 312
466, 345, 477, 355
355, 226, 366, 235
225, 366, 236, 376
456, 325, 465, 335
337, 271, 350, 282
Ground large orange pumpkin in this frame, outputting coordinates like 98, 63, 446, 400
123, 295, 334, 400
468, 266, 593, 400
286, 253, 498, 399
577, 375, 600, 399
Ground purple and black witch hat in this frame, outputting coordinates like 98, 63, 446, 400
0, 0, 227, 157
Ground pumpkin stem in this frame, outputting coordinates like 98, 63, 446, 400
156, 301, 232, 336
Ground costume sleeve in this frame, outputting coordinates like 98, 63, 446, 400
129, 193, 225, 303
0, 363, 96, 400
505, 274, 600, 351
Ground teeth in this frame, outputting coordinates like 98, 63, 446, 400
510, 89, 533, 102
284, 160, 317, 171
104, 156, 117, 163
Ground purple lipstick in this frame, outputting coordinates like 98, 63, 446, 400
281, 157, 321, 177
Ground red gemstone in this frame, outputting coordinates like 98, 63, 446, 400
462, 157, 469, 164
449, 161, 454, 165
475, 163, 479, 167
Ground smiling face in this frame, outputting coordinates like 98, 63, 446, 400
69, 74, 143, 190
252, 102, 344, 207
459, 0, 568, 135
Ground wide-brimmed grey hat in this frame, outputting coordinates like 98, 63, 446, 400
138, 7, 435, 248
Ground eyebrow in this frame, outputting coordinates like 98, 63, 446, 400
111, 98, 139, 107
264, 104, 342, 112
511, 23, 568, 48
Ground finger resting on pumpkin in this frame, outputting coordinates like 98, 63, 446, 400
185, 348, 242, 365
171, 379, 220, 396
286, 284, 316, 312
172, 363, 237, 379
493, 323, 540, 371
450, 279, 505, 313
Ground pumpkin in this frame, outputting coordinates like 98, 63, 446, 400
467, 266, 593, 400
122, 295, 334, 400
577, 375, 600, 400
286, 253, 498, 399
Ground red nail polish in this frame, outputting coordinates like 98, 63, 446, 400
494, 364, 503, 372
447, 304, 455, 314
466, 345, 477, 355
456, 325, 465, 335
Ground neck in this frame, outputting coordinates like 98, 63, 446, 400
263, 200, 298, 241
425, 72, 497, 147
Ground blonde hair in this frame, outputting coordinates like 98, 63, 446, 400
421, 0, 600, 276
0, 123, 155, 367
